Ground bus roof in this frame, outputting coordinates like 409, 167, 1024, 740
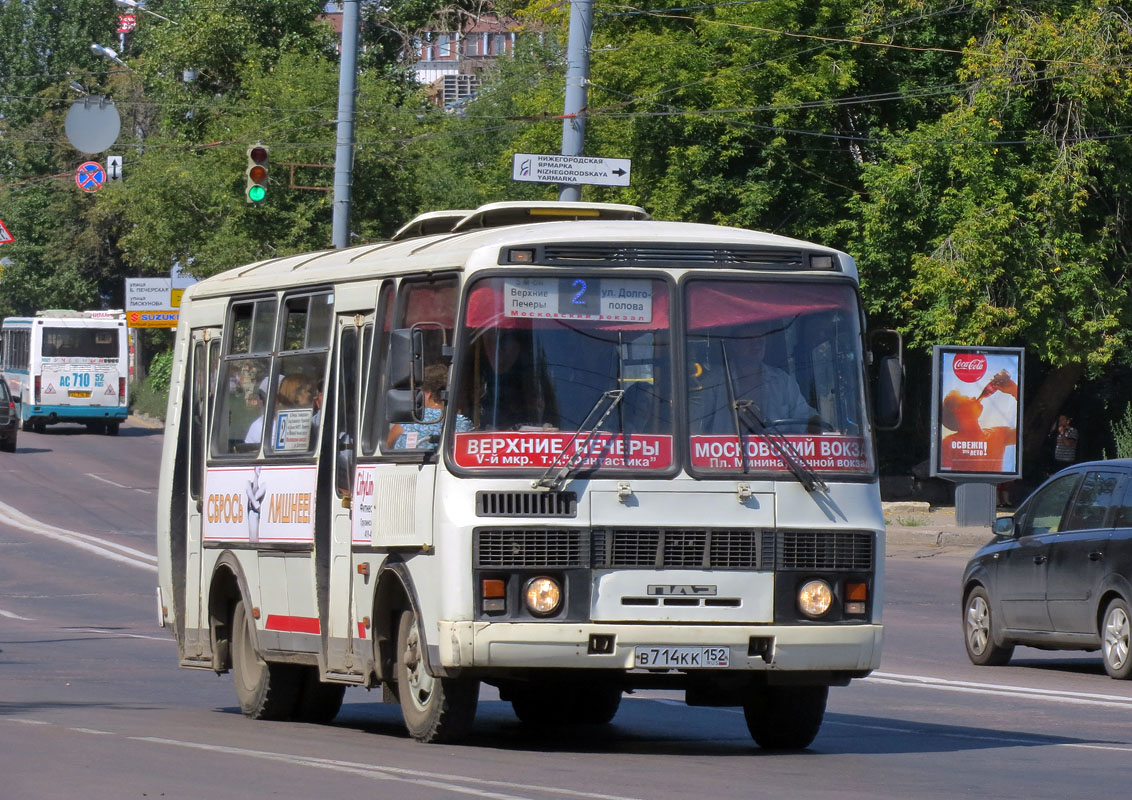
185, 202, 855, 301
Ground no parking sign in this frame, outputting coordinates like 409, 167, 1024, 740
75, 161, 106, 193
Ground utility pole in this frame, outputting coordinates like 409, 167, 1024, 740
559, 0, 594, 202
332, 0, 360, 249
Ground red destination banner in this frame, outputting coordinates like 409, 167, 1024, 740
453, 431, 672, 470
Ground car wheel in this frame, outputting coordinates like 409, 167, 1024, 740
963, 586, 1014, 666
395, 608, 478, 743
1102, 598, 1132, 680
0, 435, 15, 453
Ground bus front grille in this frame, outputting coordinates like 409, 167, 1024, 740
476, 491, 577, 518
474, 529, 589, 567
473, 528, 874, 571
776, 531, 873, 571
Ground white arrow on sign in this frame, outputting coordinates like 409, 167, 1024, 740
512, 153, 631, 187
107, 155, 123, 182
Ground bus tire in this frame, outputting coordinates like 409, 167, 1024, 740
293, 666, 346, 723
231, 600, 300, 721
104, 422, 119, 436
21, 419, 33, 432
86, 422, 106, 434
394, 608, 478, 743
743, 685, 827, 750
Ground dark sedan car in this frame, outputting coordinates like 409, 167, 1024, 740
962, 459, 1132, 679
0, 376, 17, 452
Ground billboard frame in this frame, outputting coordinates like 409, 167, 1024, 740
929, 345, 1025, 482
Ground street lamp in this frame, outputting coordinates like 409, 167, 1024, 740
114, 0, 178, 24
90, 43, 130, 68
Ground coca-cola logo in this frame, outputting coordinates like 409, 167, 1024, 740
952, 353, 987, 383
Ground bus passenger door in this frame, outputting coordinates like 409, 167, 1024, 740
324, 317, 365, 677
183, 329, 221, 661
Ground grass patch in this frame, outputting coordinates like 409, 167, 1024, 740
894, 516, 927, 527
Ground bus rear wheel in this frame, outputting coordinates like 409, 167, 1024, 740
394, 608, 478, 743
743, 685, 827, 750
231, 600, 300, 720
293, 666, 346, 723
104, 422, 119, 436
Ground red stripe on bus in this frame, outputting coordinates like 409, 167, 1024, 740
264, 614, 321, 634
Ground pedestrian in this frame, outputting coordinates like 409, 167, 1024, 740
1052, 414, 1079, 471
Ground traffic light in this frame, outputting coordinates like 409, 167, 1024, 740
245, 144, 268, 203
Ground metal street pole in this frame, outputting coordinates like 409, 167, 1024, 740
331, 0, 360, 249
559, 0, 593, 202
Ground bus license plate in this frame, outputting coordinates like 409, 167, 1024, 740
635, 646, 729, 668
68, 391, 92, 398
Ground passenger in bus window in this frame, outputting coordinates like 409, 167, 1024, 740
270, 374, 317, 450
387, 364, 471, 450
243, 375, 276, 445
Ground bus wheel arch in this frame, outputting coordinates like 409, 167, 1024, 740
207, 553, 253, 673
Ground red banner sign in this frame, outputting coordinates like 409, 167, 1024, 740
689, 435, 870, 471
453, 432, 672, 470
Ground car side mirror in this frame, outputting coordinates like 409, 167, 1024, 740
992, 516, 1016, 537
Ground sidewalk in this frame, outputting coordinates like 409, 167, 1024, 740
883, 501, 997, 550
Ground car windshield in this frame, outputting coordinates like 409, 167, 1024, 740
452, 275, 673, 472
685, 278, 875, 476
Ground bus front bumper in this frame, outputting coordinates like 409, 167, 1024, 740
435, 621, 882, 674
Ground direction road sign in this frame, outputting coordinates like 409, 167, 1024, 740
75, 161, 106, 193
512, 153, 631, 187
0, 218, 12, 244
107, 155, 123, 182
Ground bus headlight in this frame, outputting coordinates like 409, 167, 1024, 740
524, 576, 562, 616
798, 579, 833, 618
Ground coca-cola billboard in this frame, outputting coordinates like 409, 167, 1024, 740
930, 346, 1024, 479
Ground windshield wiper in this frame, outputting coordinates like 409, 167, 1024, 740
720, 343, 827, 494
533, 389, 626, 491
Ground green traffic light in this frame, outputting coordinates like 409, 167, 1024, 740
248, 185, 266, 202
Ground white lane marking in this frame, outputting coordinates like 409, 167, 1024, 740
134, 736, 646, 800
0, 499, 157, 572
8, 718, 51, 726
67, 727, 113, 735
66, 628, 170, 642
85, 472, 152, 495
0, 608, 34, 620
867, 671, 1132, 709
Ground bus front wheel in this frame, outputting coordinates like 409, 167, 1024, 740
231, 600, 300, 720
394, 608, 478, 743
743, 685, 827, 750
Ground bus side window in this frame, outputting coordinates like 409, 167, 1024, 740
380, 275, 458, 454
360, 282, 393, 456
212, 297, 277, 456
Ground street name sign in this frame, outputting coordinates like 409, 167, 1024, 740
512, 153, 631, 187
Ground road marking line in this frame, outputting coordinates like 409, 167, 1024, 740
867, 671, 1132, 709
0, 608, 34, 620
85, 472, 153, 494
134, 736, 646, 800
67, 727, 113, 735
66, 628, 170, 642
0, 499, 157, 572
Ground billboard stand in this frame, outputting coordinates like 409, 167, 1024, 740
955, 482, 996, 527
929, 345, 1025, 528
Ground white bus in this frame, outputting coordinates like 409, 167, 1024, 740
0, 310, 129, 434
156, 201, 903, 748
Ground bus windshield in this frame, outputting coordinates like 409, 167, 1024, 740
452, 276, 674, 472
685, 278, 874, 475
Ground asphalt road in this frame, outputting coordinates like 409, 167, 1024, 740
2, 420, 1130, 799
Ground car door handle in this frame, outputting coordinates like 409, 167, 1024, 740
1033, 555, 1047, 564
1089, 551, 1104, 561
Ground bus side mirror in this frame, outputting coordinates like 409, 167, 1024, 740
389, 328, 424, 391
386, 388, 424, 423
870, 329, 903, 430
